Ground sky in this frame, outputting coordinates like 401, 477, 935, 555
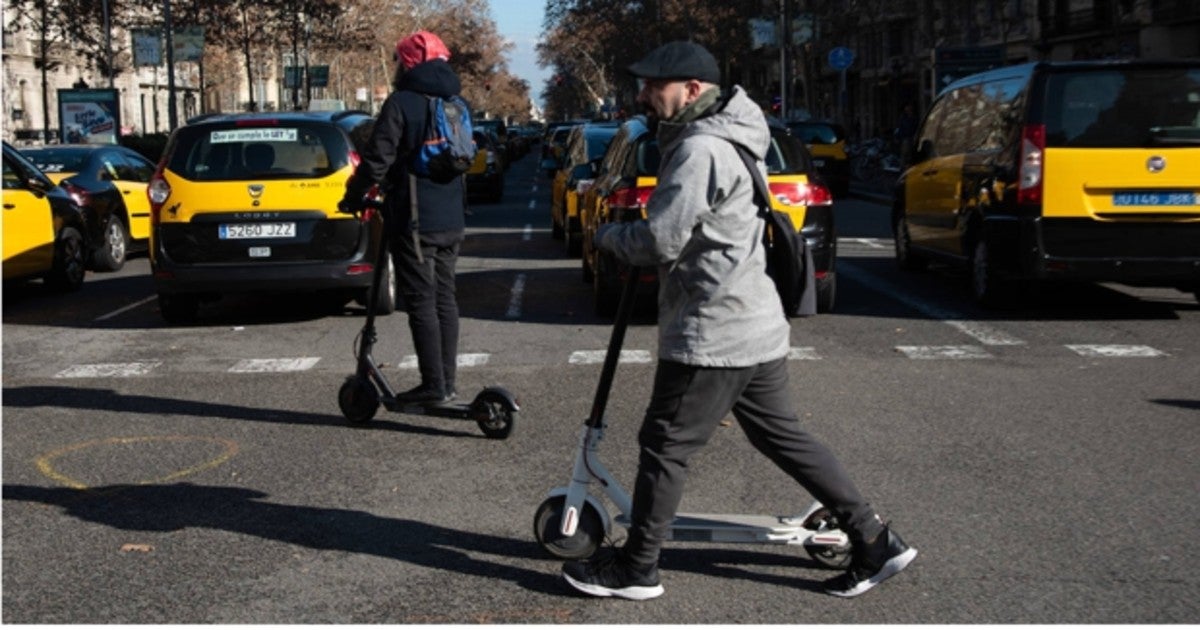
488, 0, 553, 108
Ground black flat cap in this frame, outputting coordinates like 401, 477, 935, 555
627, 41, 720, 84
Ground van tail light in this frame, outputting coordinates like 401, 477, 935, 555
768, 181, 833, 207
607, 185, 655, 221
148, 162, 171, 226
61, 181, 91, 208
1018, 124, 1045, 205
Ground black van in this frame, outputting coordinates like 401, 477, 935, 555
893, 60, 1200, 306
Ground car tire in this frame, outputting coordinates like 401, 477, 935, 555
582, 252, 594, 283
894, 213, 927, 271
593, 256, 618, 318
564, 225, 581, 258
490, 180, 504, 204
551, 214, 564, 240
92, 214, 129, 272
372, 252, 397, 315
47, 226, 86, 292
817, 271, 836, 313
159, 293, 199, 324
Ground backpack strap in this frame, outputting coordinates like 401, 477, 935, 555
731, 143, 772, 218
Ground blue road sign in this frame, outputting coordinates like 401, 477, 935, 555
828, 46, 854, 70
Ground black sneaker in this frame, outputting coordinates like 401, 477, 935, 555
562, 549, 664, 601
823, 525, 917, 598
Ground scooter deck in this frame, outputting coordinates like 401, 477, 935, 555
616, 512, 825, 545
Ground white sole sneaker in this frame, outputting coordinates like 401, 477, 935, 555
825, 547, 918, 598
562, 572, 665, 601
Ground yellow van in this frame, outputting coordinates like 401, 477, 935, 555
896, 60, 1200, 306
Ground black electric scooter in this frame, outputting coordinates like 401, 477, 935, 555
337, 203, 518, 439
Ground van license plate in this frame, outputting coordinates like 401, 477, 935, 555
1112, 192, 1196, 206
219, 222, 296, 239
249, 247, 271, 258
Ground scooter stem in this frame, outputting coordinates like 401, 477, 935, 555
586, 266, 642, 429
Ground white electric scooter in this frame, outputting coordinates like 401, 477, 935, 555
533, 267, 851, 568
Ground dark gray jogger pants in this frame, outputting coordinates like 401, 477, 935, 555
622, 357, 884, 567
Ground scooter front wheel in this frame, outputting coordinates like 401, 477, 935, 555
338, 376, 380, 425
470, 390, 516, 439
534, 496, 605, 559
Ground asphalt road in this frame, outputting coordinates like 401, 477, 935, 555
3, 150, 1198, 623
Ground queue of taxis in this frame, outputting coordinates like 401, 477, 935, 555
578, 116, 836, 316
2, 141, 88, 291
787, 121, 850, 196
549, 121, 620, 256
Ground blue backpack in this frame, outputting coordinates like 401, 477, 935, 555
410, 94, 475, 183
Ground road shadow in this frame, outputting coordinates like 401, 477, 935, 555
1, 482, 561, 596
659, 546, 838, 595
1, 385, 485, 439
1149, 398, 1200, 411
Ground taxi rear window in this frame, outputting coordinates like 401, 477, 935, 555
167, 122, 350, 181
1045, 67, 1200, 148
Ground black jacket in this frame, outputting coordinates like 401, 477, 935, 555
345, 59, 467, 239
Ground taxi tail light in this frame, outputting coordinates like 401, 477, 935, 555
147, 162, 170, 226
607, 186, 654, 210
768, 181, 833, 207
61, 181, 91, 208
349, 150, 361, 169
1018, 124, 1045, 205
346, 263, 373, 275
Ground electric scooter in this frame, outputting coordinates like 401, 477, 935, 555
532, 267, 850, 567
337, 203, 519, 439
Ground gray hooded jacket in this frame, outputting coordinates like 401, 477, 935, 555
596, 86, 790, 367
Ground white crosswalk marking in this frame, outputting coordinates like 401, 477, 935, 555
788, 347, 821, 360
1066, 344, 1167, 358
228, 358, 320, 373
568, 349, 653, 365
55, 362, 163, 378
398, 353, 491, 369
896, 345, 992, 359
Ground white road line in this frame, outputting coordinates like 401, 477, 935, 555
228, 357, 320, 373
56, 362, 162, 378
896, 345, 992, 360
398, 353, 491, 369
838, 259, 1027, 346
506, 273, 527, 319
568, 349, 653, 365
528, 199, 536, 210
1066, 344, 1167, 358
94, 295, 157, 321
788, 346, 821, 360
531, 184, 538, 194
523, 224, 533, 241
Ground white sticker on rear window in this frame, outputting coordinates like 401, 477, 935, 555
210, 128, 298, 143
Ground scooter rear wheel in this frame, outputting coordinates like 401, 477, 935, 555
338, 376, 380, 424
534, 496, 605, 559
470, 390, 516, 439
802, 507, 852, 569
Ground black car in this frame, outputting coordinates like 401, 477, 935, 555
20, 144, 157, 272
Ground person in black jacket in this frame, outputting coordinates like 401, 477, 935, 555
341, 30, 467, 404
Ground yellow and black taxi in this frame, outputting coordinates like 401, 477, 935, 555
21, 143, 156, 271
466, 129, 504, 203
550, 120, 620, 256
147, 110, 388, 323
787, 121, 850, 196
580, 116, 836, 316
895, 59, 1200, 307
2, 141, 88, 291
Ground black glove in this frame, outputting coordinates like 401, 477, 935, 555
336, 198, 361, 216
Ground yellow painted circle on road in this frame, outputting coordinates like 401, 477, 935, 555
35, 435, 239, 490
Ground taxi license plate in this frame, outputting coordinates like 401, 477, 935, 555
1112, 192, 1197, 206
219, 222, 296, 239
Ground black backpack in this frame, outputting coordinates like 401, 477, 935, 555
732, 142, 817, 318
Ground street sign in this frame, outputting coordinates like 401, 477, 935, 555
828, 46, 854, 70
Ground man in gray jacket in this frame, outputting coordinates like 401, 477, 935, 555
561, 41, 916, 601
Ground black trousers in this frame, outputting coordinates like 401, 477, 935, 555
391, 231, 460, 394
622, 357, 885, 567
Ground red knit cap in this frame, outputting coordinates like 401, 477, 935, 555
394, 31, 451, 70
